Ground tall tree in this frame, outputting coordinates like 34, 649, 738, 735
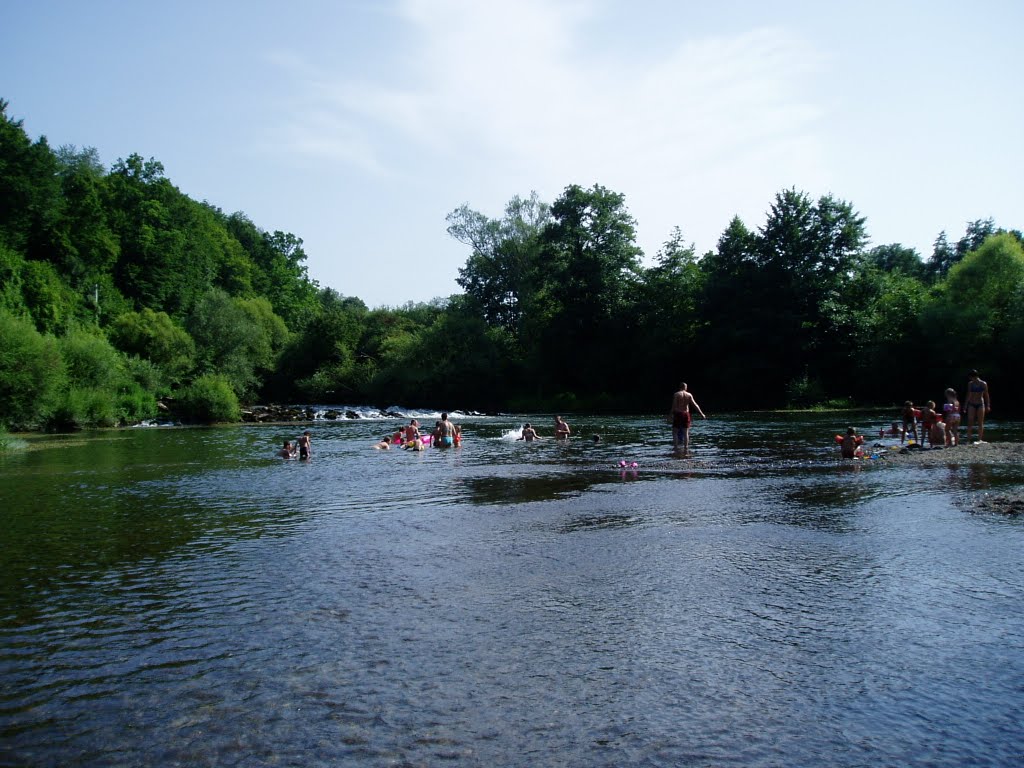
535, 184, 643, 395
449, 192, 550, 335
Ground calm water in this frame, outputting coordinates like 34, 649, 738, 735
2, 412, 1023, 767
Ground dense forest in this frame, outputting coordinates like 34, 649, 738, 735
1, 99, 1022, 429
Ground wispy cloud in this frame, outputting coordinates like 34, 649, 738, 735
268, 0, 825, 251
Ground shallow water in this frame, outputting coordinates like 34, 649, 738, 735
2, 412, 1023, 767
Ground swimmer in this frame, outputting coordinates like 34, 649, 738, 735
453, 424, 462, 447
554, 415, 571, 440
374, 436, 391, 450
278, 440, 296, 459
436, 413, 456, 447
670, 381, 706, 454
298, 430, 311, 460
404, 419, 421, 445
840, 427, 864, 459
518, 423, 541, 441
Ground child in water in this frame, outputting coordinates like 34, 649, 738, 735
840, 427, 864, 459
901, 401, 919, 444
374, 436, 391, 450
920, 402, 939, 447
943, 388, 960, 446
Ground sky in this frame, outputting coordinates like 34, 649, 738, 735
2, 0, 1022, 308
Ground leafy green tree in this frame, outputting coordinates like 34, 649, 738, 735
0, 100, 62, 258
187, 289, 289, 399
109, 308, 196, 386
449, 192, 550, 335
224, 213, 319, 330
0, 308, 65, 428
633, 228, 705, 401
20, 259, 80, 335
50, 145, 120, 288
866, 243, 925, 279
534, 184, 643, 394
177, 374, 240, 423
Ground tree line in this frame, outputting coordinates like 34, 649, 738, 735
1, 99, 1022, 429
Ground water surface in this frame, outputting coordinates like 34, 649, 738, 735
2, 412, 1023, 767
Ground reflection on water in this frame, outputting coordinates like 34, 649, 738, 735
1, 413, 1023, 766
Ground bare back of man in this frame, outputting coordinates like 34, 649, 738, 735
669, 382, 706, 454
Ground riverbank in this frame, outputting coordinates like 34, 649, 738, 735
873, 441, 1024, 515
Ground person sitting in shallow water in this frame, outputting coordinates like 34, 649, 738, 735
278, 440, 297, 459
374, 436, 391, 450
840, 427, 863, 459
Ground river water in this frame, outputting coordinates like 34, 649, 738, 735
2, 412, 1023, 767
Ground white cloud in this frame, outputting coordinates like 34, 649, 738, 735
267, 0, 827, 263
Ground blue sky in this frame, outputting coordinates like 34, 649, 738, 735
2, 0, 1021, 308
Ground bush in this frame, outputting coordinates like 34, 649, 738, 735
0, 309, 65, 428
177, 374, 240, 423
47, 386, 120, 430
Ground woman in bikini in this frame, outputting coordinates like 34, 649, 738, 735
963, 370, 991, 443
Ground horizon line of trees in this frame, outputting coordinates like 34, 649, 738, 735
2, 98, 1022, 430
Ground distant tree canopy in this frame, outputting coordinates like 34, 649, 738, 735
1, 97, 1021, 428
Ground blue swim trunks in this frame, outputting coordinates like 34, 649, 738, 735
439, 436, 453, 447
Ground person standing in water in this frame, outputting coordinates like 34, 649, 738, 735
670, 382, 706, 454
436, 413, 457, 447
963, 369, 991, 443
297, 431, 312, 460
554, 415, 571, 440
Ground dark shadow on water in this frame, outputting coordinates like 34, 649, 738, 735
458, 474, 608, 505
558, 513, 645, 533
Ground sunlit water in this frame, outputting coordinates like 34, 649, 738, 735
2, 412, 1023, 767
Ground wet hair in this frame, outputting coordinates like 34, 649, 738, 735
945, 388, 956, 397
926, 400, 935, 408
969, 369, 979, 377
847, 427, 856, 435
441, 413, 448, 420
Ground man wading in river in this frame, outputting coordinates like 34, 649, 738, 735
670, 382, 706, 455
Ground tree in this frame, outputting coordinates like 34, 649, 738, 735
534, 184, 643, 394
0, 308, 65, 428
449, 192, 550, 335
866, 243, 925, 279
109, 308, 196, 386
633, 228, 705, 400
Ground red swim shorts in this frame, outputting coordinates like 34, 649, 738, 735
672, 411, 691, 428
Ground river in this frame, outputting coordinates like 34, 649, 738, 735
2, 411, 1023, 767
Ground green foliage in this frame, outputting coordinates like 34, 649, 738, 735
58, 328, 127, 391
48, 386, 121, 430
177, 374, 240, 423
109, 308, 195, 385
0, 309, 65, 428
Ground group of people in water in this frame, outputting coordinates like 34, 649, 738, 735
839, 369, 993, 459
278, 431, 312, 460
375, 413, 461, 450
516, 415, 572, 442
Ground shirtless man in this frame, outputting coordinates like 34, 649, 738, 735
554, 415, 571, 440
669, 382, 706, 454
436, 413, 456, 447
